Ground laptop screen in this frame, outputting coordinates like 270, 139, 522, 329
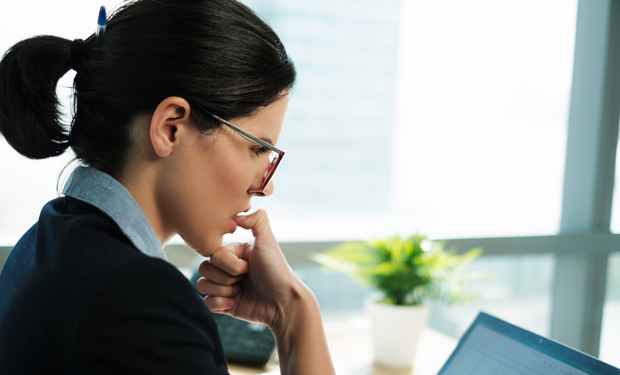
438, 312, 620, 375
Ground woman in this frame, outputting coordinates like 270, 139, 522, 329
0, 0, 335, 374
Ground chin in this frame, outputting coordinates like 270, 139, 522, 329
183, 235, 223, 257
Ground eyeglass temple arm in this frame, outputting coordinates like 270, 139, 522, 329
211, 114, 283, 154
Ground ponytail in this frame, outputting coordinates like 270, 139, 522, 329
0, 0, 296, 177
0, 35, 73, 159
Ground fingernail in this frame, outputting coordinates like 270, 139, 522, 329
227, 298, 235, 308
232, 285, 240, 295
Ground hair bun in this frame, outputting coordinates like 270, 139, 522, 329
0, 35, 71, 159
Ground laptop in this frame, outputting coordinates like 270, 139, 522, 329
438, 312, 620, 375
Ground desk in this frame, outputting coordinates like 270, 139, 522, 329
228, 316, 457, 375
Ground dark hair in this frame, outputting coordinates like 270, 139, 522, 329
0, 0, 296, 177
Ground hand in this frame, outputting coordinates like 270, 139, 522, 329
196, 209, 302, 327
197, 209, 336, 375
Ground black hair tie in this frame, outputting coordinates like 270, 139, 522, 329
68, 39, 84, 72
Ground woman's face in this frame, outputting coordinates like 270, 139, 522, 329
156, 95, 289, 256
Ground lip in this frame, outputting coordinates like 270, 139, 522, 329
228, 218, 238, 233
228, 207, 250, 233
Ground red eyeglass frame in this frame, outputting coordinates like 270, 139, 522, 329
210, 114, 285, 193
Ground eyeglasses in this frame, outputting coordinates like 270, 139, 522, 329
210, 114, 285, 193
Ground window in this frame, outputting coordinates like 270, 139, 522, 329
227, 0, 577, 244
600, 253, 620, 367
237, 0, 402, 243
609, 134, 620, 233
428, 254, 555, 338
391, 0, 575, 239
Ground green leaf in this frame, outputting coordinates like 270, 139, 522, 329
309, 234, 490, 306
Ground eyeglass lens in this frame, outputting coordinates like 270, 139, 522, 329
262, 151, 281, 188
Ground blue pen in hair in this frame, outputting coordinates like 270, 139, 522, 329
96, 6, 107, 38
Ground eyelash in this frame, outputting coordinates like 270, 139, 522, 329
252, 147, 269, 156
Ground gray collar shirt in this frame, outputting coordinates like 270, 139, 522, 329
62, 166, 167, 261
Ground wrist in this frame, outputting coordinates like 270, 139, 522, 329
269, 275, 336, 375
271, 276, 322, 342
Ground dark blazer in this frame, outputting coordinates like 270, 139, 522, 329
0, 197, 229, 374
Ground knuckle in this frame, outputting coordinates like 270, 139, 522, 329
209, 251, 228, 267
212, 261, 233, 276
195, 277, 208, 292
255, 209, 268, 219
204, 296, 229, 312
224, 275, 238, 285
204, 299, 222, 313
230, 265, 244, 276
209, 251, 223, 263
207, 256, 220, 269
198, 259, 212, 276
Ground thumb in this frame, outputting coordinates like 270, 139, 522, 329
234, 209, 276, 244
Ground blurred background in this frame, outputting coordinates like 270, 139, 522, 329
0, 0, 618, 366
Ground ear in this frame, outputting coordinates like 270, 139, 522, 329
150, 97, 192, 158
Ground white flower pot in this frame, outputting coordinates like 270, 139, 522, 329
365, 294, 430, 369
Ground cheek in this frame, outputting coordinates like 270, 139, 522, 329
214, 163, 254, 202
179, 161, 253, 253
179, 151, 251, 222
157, 138, 257, 243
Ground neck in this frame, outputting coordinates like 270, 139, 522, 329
117, 160, 173, 247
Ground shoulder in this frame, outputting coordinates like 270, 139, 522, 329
35, 196, 157, 280
0, 196, 147, 309
40, 196, 136, 253
71, 251, 229, 374
80, 253, 210, 331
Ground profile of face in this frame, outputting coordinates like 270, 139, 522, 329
153, 95, 289, 256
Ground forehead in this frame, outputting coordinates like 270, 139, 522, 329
227, 95, 289, 143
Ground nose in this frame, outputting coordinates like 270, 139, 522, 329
249, 180, 274, 197
262, 180, 275, 196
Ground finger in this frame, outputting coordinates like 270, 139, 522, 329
198, 259, 244, 285
203, 295, 236, 312
196, 278, 240, 297
233, 209, 276, 242
216, 241, 251, 260
210, 245, 250, 276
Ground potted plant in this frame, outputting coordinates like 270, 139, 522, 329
311, 234, 483, 369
